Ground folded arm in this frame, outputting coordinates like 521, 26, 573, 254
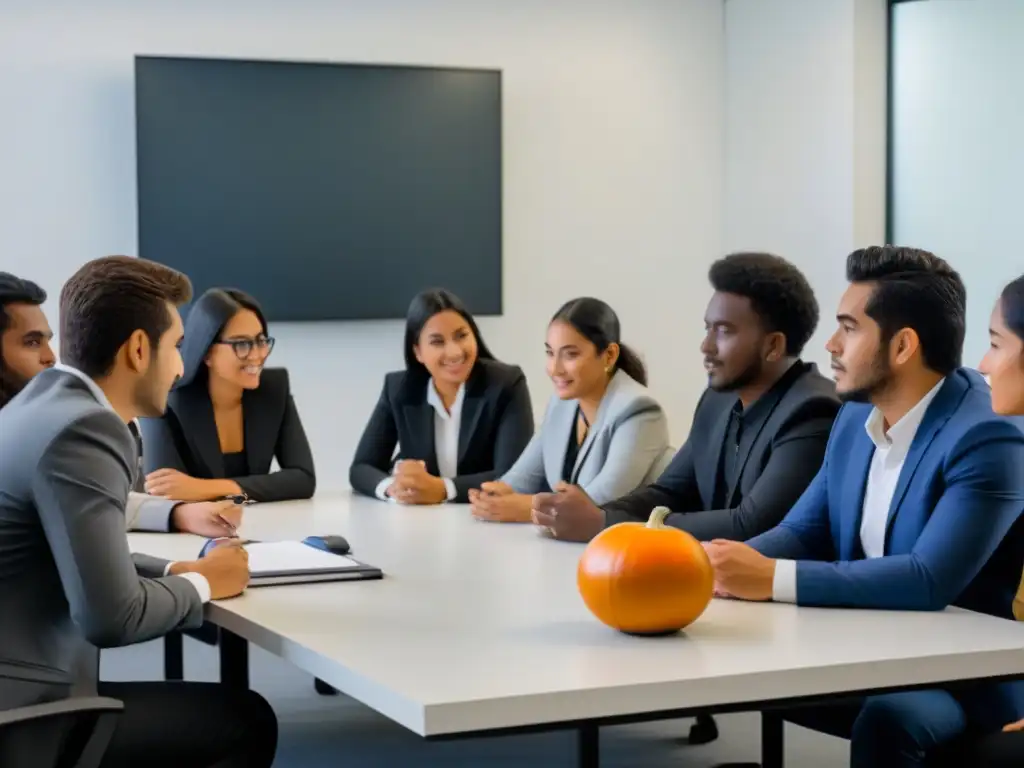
349, 384, 400, 498
747, 463, 835, 561
793, 422, 1024, 610
34, 412, 204, 648
234, 395, 316, 502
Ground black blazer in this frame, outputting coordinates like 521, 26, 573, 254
349, 358, 535, 502
603, 361, 840, 541
139, 367, 316, 502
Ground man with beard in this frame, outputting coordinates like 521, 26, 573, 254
706, 246, 1024, 767
0, 256, 277, 767
0, 271, 242, 540
531, 252, 839, 544
0, 272, 56, 408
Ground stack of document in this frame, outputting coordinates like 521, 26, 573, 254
243, 541, 382, 586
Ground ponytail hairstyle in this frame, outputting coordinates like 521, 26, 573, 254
550, 297, 647, 386
1001, 275, 1024, 344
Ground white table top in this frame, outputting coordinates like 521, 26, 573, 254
129, 494, 1024, 737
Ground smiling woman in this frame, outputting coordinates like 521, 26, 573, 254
349, 288, 535, 505
469, 297, 671, 524
138, 287, 316, 503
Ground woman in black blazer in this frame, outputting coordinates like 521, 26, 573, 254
140, 288, 316, 503
350, 288, 534, 504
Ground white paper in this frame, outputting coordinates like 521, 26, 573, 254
244, 541, 361, 574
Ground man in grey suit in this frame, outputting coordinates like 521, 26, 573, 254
0, 257, 277, 767
0, 270, 243, 539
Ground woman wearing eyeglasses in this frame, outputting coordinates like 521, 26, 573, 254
139, 287, 316, 503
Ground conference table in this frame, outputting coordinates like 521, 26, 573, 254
128, 494, 1024, 767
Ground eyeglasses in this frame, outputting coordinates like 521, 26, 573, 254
214, 335, 275, 360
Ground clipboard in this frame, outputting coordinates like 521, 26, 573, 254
199, 538, 383, 587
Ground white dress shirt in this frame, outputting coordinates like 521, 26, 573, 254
375, 381, 463, 502
772, 378, 945, 602
54, 364, 211, 603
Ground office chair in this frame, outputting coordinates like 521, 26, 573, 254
0, 696, 123, 768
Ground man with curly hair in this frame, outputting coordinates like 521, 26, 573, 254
533, 251, 840, 543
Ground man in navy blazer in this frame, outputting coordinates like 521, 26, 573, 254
707, 246, 1024, 766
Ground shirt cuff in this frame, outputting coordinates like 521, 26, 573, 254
374, 477, 393, 501
442, 478, 457, 501
176, 571, 212, 603
772, 559, 797, 603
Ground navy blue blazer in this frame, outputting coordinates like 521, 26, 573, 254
749, 368, 1024, 723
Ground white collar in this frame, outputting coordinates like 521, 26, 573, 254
864, 377, 945, 452
426, 380, 465, 418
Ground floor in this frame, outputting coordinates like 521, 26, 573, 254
101, 638, 851, 767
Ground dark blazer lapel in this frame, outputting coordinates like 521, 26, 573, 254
404, 401, 439, 476
727, 392, 789, 504
839, 432, 874, 560
697, 402, 734, 508
457, 369, 486, 467
171, 386, 225, 478
883, 374, 966, 547
242, 385, 281, 476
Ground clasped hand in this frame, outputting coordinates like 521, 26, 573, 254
529, 482, 604, 542
386, 460, 447, 505
468, 482, 532, 523
702, 540, 776, 602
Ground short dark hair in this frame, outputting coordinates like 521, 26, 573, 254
403, 288, 496, 378
708, 252, 819, 356
59, 256, 192, 378
0, 273, 48, 409
1001, 275, 1024, 343
845, 245, 966, 375
0, 273, 46, 337
551, 297, 647, 386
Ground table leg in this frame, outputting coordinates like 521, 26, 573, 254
761, 712, 784, 768
219, 629, 250, 689
163, 631, 184, 681
577, 723, 599, 768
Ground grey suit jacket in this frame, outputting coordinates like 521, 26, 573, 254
500, 370, 672, 505
0, 368, 204, 713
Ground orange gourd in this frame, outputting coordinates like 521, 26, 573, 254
577, 506, 714, 635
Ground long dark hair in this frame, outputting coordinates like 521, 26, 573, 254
1001, 275, 1024, 343
551, 297, 647, 386
177, 288, 268, 388
403, 289, 496, 379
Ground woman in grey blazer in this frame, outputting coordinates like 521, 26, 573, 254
469, 297, 671, 523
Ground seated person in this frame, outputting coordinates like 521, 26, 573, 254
350, 288, 534, 504
707, 247, 1024, 767
532, 253, 839, 542
0, 271, 55, 407
935, 274, 1024, 768
470, 297, 671, 523
0, 256, 274, 768
140, 288, 316, 503
0, 272, 239, 537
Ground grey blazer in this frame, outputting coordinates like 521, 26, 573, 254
0, 368, 204, 717
500, 370, 672, 505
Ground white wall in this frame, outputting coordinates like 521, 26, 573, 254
724, 0, 888, 370
0, 0, 725, 490
891, 0, 1024, 368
